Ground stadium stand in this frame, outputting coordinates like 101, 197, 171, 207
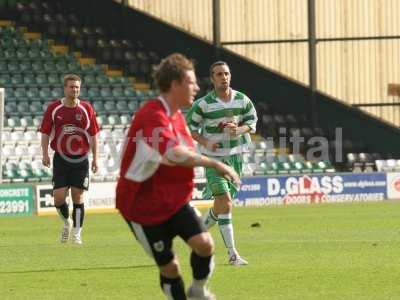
2, 0, 396, 184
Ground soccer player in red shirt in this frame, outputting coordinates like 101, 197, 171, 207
40, 74, 99, 244
116, 53, 240, 300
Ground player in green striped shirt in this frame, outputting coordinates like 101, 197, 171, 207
186, 61, 258, 266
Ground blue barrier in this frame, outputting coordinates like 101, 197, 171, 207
234, 172, 387, 206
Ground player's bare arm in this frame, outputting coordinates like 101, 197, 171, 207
90, 134, 98, 173
164, 145, 240, 187
191, 131, 220, 151
41, 133, 51, 167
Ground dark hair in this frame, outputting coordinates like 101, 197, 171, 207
209, 61, 229, 77
153, 53, 195, 92
63, 74, 81, 86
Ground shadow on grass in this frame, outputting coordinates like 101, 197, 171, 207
0, 264, 155, 274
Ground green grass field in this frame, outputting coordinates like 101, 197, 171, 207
1, 202, 400, 300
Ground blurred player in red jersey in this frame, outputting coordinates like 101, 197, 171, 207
40, 74, 99, 244
116, 53, 240, 300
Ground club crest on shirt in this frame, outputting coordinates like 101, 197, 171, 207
75, 114, 82, 121
63, 124, 78, 134
153, 241, 164, 252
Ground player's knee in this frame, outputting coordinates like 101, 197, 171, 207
160, 257, 180, 277
53, 190, 67, 206
196, 234, 214, 256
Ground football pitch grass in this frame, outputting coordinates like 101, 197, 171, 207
1, 202, 399, 300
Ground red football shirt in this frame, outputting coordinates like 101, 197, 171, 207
116, 97, 195, 225
40, 99, 100, 156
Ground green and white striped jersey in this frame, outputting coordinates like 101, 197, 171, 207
186, 89, 258, 156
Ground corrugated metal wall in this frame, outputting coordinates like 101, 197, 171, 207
126, 0, 400, 126
220, 0, 308, 41
316, 0, 400, 125
126, 0, 213, 40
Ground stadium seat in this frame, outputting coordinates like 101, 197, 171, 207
26, 87, 40, 100
92, 101, 104, 113
15, 144, 29, 157
18, 162, 35, 182
20, 116, 36, 130
17, 101, 30, 116
7, 117, 23, 131
99, 128, 113, 141
116, 100, 128, 111
127, 101, 138, 112
31, 159, 52, 181
24, 130, 40, 143
104, 101, 117, 113
107, 114, 122, 128
120, 114, 132, 127
5, 102, 18, 116
88, 87, 100, 99
112, 128, 125, 140
30, 101, 43, 115
100, 87, 112, 99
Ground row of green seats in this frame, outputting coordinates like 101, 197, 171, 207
0, 73, 132, 87
253, 160, 335, 175
2, 163, 52, 183
0, 37, 50, 51
0, 61, 104, 75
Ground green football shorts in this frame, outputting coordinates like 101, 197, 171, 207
203, 154, 243, 199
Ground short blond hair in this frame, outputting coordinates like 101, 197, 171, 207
63, 74, 82, 86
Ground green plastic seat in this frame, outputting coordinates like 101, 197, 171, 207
23, 74, 36, 85
116, 100, 128, 111
28, 49, 41, 60
100, 87, 112, 99
18, 167, 35, 182
20, 116, 35, 130
0, 74, 11, 85
14, 87, 27, 100
108, 114, 121, 127
4, 49, 17, 59
124, 87, 136, 98
92, 101, 105, 113
112, 87, 125, 99
88, 87, 100, 98
79, 87, 88, 99
10, 74, 24, 86
19, 61, 32, 72
253, 162, 267, 175
51, 87, 63, 98
7, 116, 22, 128
43, 61, 57, 73
39, 50, 54, 60
30, 101, 43, 115
17, 101, 30, 115
7, 61, 20, 73
30, 39, 49, 50
5, 88, 15, 101
26, 87, 40, 100
96, 75, 108, 85
84, 74, 96, 85
0, 62, 7, 73
55, 61, 68, 72
67, 62, 80, 73
48, 74, 60, 85
127, 101, 138, 112
4, 168, 19, 183
104, 101, 116, 112
5, 102, 18, 116
120, 114, 132, 127
31, 61, 44, 72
